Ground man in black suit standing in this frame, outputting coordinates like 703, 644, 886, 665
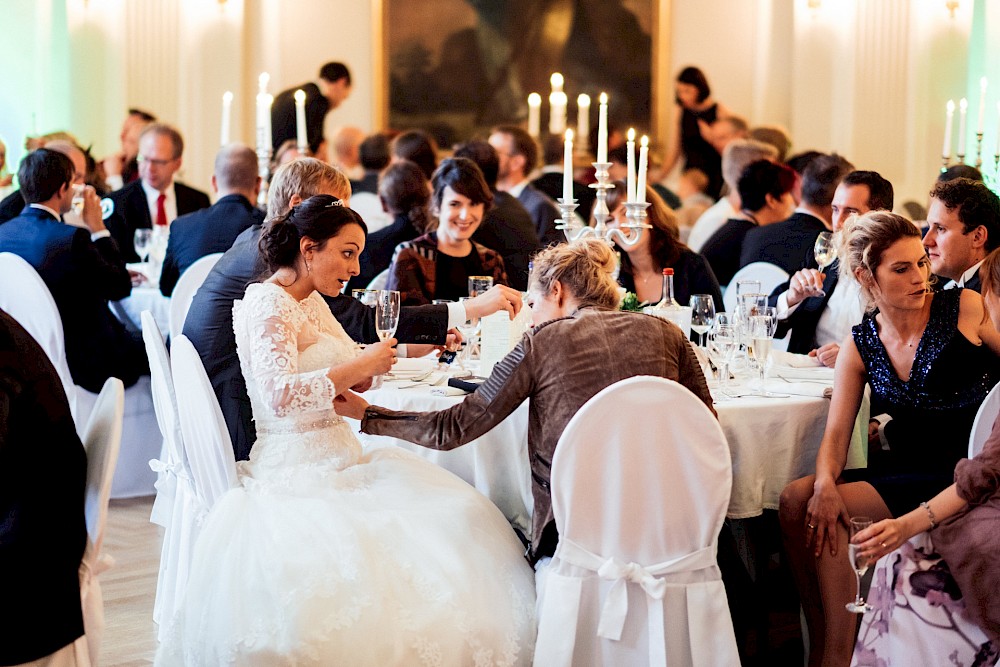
0, 309, 88, 666
924, 177, 1000, 293
769, 170, 894, 366
105, 123, 211, 262
271, 62, 352, 155
0, 149, 146, 392
159, 144, 263, 296
183, 158, 522, 461
490, 125, 564, 247
739, 153, 854, 273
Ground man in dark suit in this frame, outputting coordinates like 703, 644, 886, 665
924, 177, 1000, 292
739, 153, 854, 273
454, 140, 541, 290
350, 132, 390, 195
0, 149, 146, 392
159, 144, 263, 296
532, 134, 595, 224
769, 170, 894, 365
184, 158, 523, 461
105, 123, 211, 263
490, 125, 564, 246
0, 309, 88, 666
0, 139, 90, 226
270, 62, 352, 155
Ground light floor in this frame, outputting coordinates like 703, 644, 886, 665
100, 496, 159, 666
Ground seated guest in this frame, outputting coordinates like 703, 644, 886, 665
674, 167, 715, 229
101, 107, 156, 192
390, 129, 437, 180
489, 125, 564, 246
770, 170, 894, 365
271, 139, 305, 171
851, 246, 1000, 652
739, 153, 854, 273
337, 238, 714, 564
105, 123, 211, 262
778, 211, 1000, 667
0, 140, 90, 226
328, 125, 365, 180
785, 150, 824, 205
388, 157, 508, 305
532, 134, 595, 220
0, 310, 88, 667
0, 149, 147, 392
687, 139, 779, 251
183, 158, 519, 461
925, 177, 1000, 292
348, 159, 429, 290
454, 140, 540, 290
159, 144, 263, 296
749, 124, 792, 162
351, 132, 390, 195
701, 159, 797, 285
606, 180, 723, 310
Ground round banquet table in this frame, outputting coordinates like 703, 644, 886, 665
113, 285, 170, 338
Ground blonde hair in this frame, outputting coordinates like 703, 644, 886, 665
266, 158, 351, 221
980, 247, 1000, 296
529, 239, 620, 309
839, 211, 925, 311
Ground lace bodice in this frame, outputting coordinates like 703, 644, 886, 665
233, 283, 365, 476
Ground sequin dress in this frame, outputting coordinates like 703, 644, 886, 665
849, 288, 1000, 515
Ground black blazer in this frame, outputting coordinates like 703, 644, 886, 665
531, 172, 595, 224
350, 171, 380, 196
0, 310, 88, 665
517, 184, 564, 247
700, 218, 757, 286
768, 251, 840, 354
739, 211, 828, 275
158, 194, 264, 296
270, 82, 328, 154
472, 191, 540, 291
0, 207, 147, 392
348, 212, 420, 291
0, 189, 24, 224
105, 180, 211, 263
183, 223, 451, 461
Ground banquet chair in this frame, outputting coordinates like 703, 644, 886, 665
723, 262, 791, 351
168, 252, 223, 340
74, 377, 124, 666
367, 268, 390, 290
534, 376, 739, 666
142, 311, 201, 639
171, 335, 239, 514
969, 380, 1000, 458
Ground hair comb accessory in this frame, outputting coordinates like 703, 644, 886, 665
326, 198, 344, 207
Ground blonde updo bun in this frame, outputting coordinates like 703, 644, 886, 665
529, 239, 620, 309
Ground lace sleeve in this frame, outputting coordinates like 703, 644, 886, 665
236, 286, 337, 417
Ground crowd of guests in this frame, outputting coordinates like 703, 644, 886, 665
2, 59, 1000, 665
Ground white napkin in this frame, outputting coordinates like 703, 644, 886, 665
389, 357, 435, 375
770, 350, 823, 368
773, 381, 832, 398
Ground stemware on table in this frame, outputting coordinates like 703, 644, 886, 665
689, 294, 716, 348
748, 314, 778, 396
372, 290, 400, 388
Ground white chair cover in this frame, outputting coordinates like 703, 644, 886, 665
168, 252, 222, 340
723, 261, 790, 314
350, 191, 393, 233
75, 377, 124, 667
367, 268, 390, 290
171, 335, 239, 513
0, 252, 79, 422
969, 380, 1000, 458
534, 376, 740, 667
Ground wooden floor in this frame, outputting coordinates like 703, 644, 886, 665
100, 496, 160, 666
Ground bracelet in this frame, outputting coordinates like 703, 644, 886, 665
920, 501, 937, 530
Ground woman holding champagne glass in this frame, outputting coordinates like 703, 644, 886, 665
778, 212, 1000, 666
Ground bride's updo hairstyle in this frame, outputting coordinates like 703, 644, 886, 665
529, 239, 620, 309
259, 194, 367, 274
838, 210, 925, 311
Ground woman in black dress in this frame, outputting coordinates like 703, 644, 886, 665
779, 211, 1000, 667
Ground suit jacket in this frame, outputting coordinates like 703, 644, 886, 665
768, 251, 840, 354
271, 82, 328, 154
700, 218, 757, 286
739, 211, 829, 275
183, 223, 451, 461
516, 184, 564, 247
348, 212, 420, 291
932, 269, 983, 294
105, 180, 211, 263
361, 307, 714, 562
0, 310, 87, 664
531, 172, 595, 224
158, 194, 264, 296
350, 171, 380, 196
0, 207, 146, 392
0, 189, 24, 224
472, 191, 540, 291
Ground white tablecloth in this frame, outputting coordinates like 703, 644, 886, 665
114, 285, 170, 338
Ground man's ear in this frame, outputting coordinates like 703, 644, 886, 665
288, 194, 304, 209
971, 225, 988, 250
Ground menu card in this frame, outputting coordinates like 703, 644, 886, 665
478, 306, 533, 376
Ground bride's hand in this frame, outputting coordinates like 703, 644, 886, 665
334, 391, 370, 420
351, 377, 373, 393
359, 338, 397, 376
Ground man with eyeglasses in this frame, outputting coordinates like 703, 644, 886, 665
105, 123, 210, 262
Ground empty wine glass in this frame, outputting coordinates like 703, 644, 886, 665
456, 296, 481, 369
846, 516, 874, 613
134, 228, 153, 263
689, 294, 716, 348
372, 290, 400, 388
708, 323, 737, 395
812, 232, 838, 297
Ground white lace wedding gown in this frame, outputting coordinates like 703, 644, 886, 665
155, 283, 536, 666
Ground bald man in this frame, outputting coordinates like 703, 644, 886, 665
158, 143, 264, 296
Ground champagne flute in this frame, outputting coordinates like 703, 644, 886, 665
134, 228, 153, 263
689, 294, 716, 348
373, 290, 400, 388
456, 296, 481, 370
749, 314, 776, 395
846, 516, 874, 613
813, 232, 837, 298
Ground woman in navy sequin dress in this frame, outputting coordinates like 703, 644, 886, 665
778, 212, 1000, 667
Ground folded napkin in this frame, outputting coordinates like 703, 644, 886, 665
390, 357, 435, 374
773, 381, 832, 398
771, 365, 835, 382
770, 350, 823, 368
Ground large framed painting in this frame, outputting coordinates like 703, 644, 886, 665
377, 0, 669, 150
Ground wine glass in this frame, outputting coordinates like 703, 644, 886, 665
352, 288, 378, 308
456, 296, 481, 370
71, 184, 86, 217
689, 294, 715, 348
749, 314, 777, 395
735, 279, 761, 299
707, 323, 737, 395
134, 228, 153, 263
373, 290, 400, 388
846, 516, 874, 613
813, 232, 837, 297
468, 276, 493, 298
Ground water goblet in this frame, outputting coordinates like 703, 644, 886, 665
846, 516, 875, 613
707, 323, 737, 396
689, 294, 716, 348
134, 228, 153, 263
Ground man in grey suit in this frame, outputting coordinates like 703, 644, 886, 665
490, 125, 564, 247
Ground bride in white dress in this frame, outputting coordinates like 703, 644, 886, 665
156, 196, 536, 666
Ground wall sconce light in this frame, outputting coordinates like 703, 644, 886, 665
945, 1, 959, 18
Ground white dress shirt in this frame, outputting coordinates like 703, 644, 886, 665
776, 272, 865, 348
142, 180, 177, 226
943, 259, 984, 290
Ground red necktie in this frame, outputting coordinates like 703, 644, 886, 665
155, 193, 167, 227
